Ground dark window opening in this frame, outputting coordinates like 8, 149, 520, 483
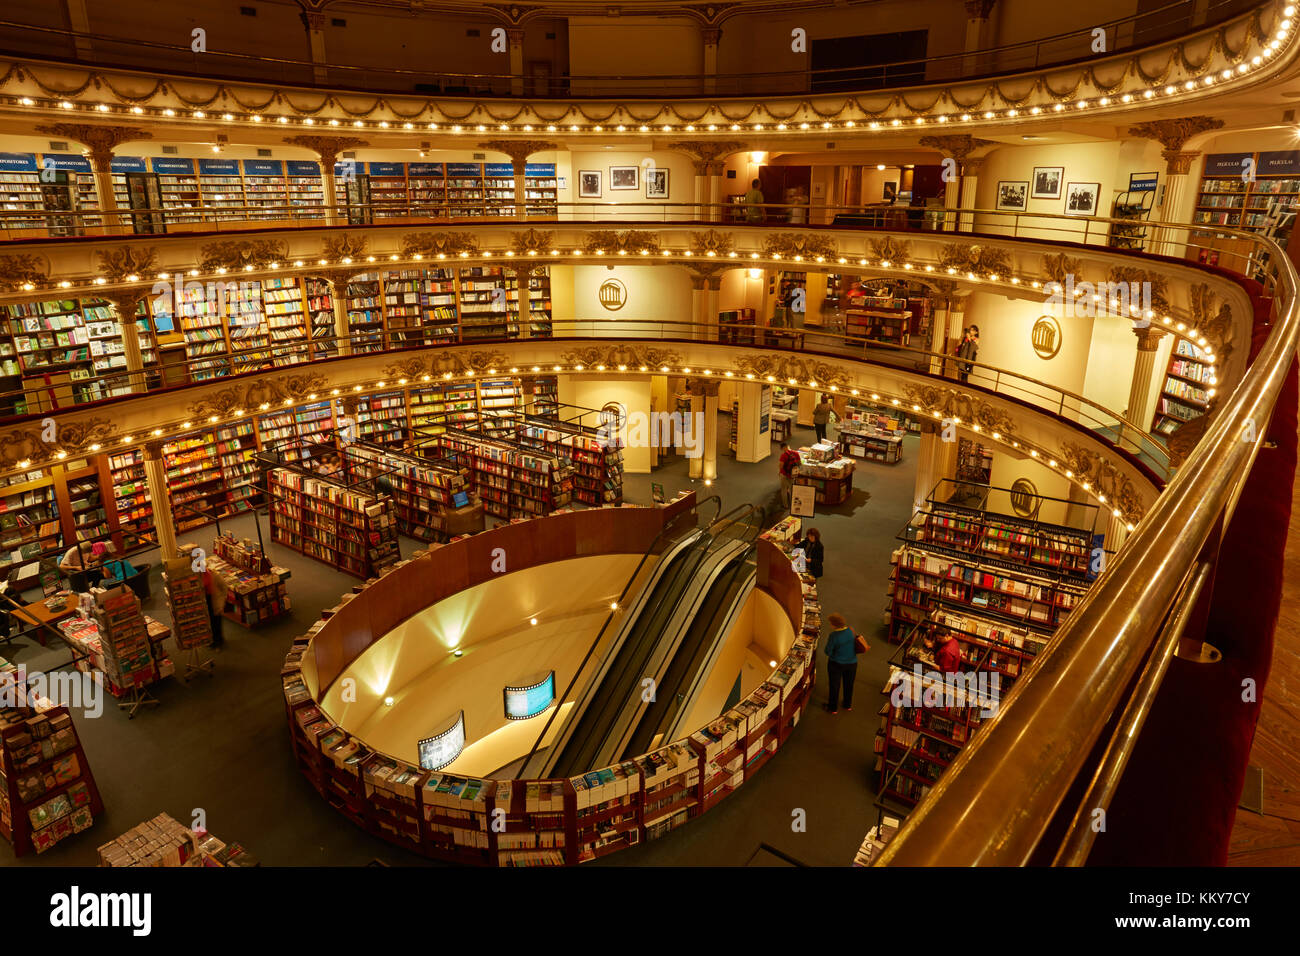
811, 30, 928, 92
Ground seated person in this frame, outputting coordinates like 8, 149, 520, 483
97, 542, 137, 585
59, 542, 94, 592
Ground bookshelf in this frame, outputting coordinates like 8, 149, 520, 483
268, 467, 398, 578
1152, 339, 1213, 437
261, 276, 310, 363
532, 376, 559, 418
518, 420, 625, 506
3, 298, 100, 406
524, 163, 559, 216
242, 159, 288, 213
286, 160, 325, 217
407, 162, 448, 219
0, 682, 103, 856
955, 438, 993, 484
108, 450, 152, 546
342, 442, 473, 542
383, 269, 458, 347
345, 275, 385, 353
0, 153, 44, 229
168, 279, 229, 380
846, 295, 912, 347
210, 531, 290, 627
303, 277, 338, 359
0, 473, 63, 587
458, 265, 517, 340
523, 267, 553, 338
366, 162, 410, 219
354, 390, 408, 446
216, 420, 261, 513
165, 432, 229, 531
197, 159, 246, 221
439, 428, 572, 519
445, 162, 486, 218
477, 377, 522, 437
718, 308, 757, 345
151, 157, 201, 223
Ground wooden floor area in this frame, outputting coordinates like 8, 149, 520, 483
1227, 421, 1300, 865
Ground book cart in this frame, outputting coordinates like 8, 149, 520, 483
281, 518, 820, 866
0, 662, 104, 856
208, 530, 291, 627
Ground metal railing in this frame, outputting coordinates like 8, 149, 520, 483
0, 0, 1255, 98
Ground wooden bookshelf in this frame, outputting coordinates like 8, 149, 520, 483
438, 428, 571, 519
0, 687, 104, 857
458, 265, 517, 340
268, 467, 398, 578
209, 532, 290, 627
1153, 338, 1213, 438
345, 275, 384, 353
517, 420, 625, 506
341, 442, 474, 542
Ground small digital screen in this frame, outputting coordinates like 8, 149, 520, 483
152, 312, 175, 334
417, 711, 465, 770
503, 672, 556, 720
452, 491, 470, 508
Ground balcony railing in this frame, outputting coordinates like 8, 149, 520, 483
0, 0, 1258, 98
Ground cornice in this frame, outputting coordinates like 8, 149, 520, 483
0, 1, 1289, 145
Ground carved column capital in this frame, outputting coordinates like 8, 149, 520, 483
702, 26, 722, 45
143, 440, 166, 461
33, 124, 152, 172
918, 134, 995, 167
1128, 116, 1224, 155
301, 11, 326, 30
476, 139, 559, 167
665, 140, 748, 175
100, 289, 150, 318
506, 28, 525, 45
963, 0, 996, 19
1134, 325, 1168, 351
282, 135, 368, 170
1162, 150, 1201, 176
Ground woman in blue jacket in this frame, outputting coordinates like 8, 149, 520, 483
824, 612, 867, 714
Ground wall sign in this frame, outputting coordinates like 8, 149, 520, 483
1009, 478, 1039, 517
1128, 172, 1159, 193
1031, 315, 1062, 359
417, 711, 466, 770
791, 484, 816, 517
598, 278, 627, 311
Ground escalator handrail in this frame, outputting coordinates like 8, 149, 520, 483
514, 493, 723, 779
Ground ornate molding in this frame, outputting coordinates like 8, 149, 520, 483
281, 135, 368, 168
199, 238, 290, 272
1166, 411, 1214, 468
96, 246, 158, 282
1041, 252, 1083, 287
939, 242, 1011, 277
476, 139, 558, 164
559, 344, 685, 370
690, 229, 734, 257
582, 230, 662, 255
509, 228, 554, 255
32, 124, 152, 170
900, 383, 1018, 436
1058, 441, 1146, 522
1127, 117, 1224, 153
1188, 283, 1235, 363
400, 231, 481, 258
664, 140, 747, 174
0, 416, 119, 470
962, 0, 996, 18
868, 236, 912, 264
918, 134, 996, 164
1106, 265, 1170, 310
761, 232, 838, 260
731, 354, 851, 389
185, 372, 331, 419
1163, 150, 1201, 176
1134, 326, 1168, 351
0, 254, 49, 292
321, 234, 369, 262
382, 350, 513, 379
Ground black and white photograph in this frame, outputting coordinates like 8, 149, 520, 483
1031, 166, 1064, 199
995, 180, 1029, 211
609, 166, 639, 190
577, 169, 602, 198
644, 167, 669, 199
1064, 181, 1101, 215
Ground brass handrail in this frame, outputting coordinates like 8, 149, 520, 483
873, 226, 1298, 865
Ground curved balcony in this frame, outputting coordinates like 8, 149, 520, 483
0, 0, 1292, 139
1, 204, 1292, 863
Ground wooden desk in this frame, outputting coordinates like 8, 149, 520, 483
764, 329, 806, 349
11, 593, 79, 646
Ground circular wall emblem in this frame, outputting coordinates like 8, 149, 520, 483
598, 278, 627, 311
1009, 478, 1039, 517
1031, 314, 1062, 359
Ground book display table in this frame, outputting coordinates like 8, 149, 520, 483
56, 606, 174, 712
795, 444, 856, 506
839, 420, 904, 464
208, 533, 291, 628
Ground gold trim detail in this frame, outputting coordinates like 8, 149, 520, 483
0, 416, 119, 470
185, 372, 331, 418
199, 238, 290, 272
400, 231, 482, 258
1058, 440, 1146, 522
901, 383, 1018, 435
96, 247, 158, 282
583, 230, 662, 255
761, 232, 838, 260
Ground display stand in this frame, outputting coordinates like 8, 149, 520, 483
90, 585, 161, 719
794, 443, 856, 505
165, 549, 216, 681
210, 531, 291, 626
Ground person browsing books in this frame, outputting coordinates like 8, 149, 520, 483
97, 542, 137, 586
934, 629, 963, 674
777, 442, 801, 508
797, 527, 824, 579
823, 612, 868, 714
813, 396, 834, 444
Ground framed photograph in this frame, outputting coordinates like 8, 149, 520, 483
645, 168, 669, 199
1031, 166, 1064, 199
996, 180, 1029, 212
609, 166, 639, 190
1064, 181, 1101, 216
578, 169, 602, 198
883, 181, 898, 201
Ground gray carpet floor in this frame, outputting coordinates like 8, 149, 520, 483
2, 414, 918, 867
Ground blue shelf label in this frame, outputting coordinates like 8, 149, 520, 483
242, 159, 284, 176
1202, 153, 1252, 176
485, 162, 515, 177
198, 158, 240, 175
286, 160, 321, 176
38, 154, 92, 172
407, 162, 444, 176
150, 157, 196, 174
446, 162, 482, 176
368, 161, 406, 177
1128, 172, 1158, 193
0, 152, 38, 172
110, 157, 148, 173
525, 163, 556, 176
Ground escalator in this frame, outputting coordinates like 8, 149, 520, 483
539, 504, 762, 779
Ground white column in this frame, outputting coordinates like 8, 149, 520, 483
961, 0, 996, 75
325, 276, 353, 356
142, 442, 177, 559
508, 29, 526, 97
691, 276, 707, 340
688, 388, 705, 479
958, 157, 984, 233
702, 27, 720, 95
702, 386, 720, 481
1124, 327, 1166, 441
1155, 152, 1198, 258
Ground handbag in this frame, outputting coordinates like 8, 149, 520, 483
852, 629, 869, 655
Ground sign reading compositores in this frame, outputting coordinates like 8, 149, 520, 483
791, 484, 816, 518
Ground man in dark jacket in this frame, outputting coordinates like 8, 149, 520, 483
957, 325, 979, 383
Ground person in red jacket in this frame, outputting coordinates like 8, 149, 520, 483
777, 442, 801, 508
934, 630, 963, 674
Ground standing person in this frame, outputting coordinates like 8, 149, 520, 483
777, 441, 801, 508
957, 325, 980, 383
823, 612, 868, 714
202, 566, 225, 649
800, 527, 824, 579
813, 395, 834, 444
743, 178, 765, 223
